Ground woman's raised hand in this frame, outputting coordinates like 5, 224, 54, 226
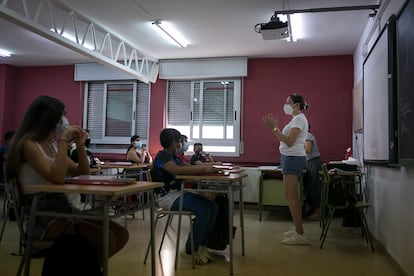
262, 113, 278, 130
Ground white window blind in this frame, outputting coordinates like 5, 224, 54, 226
85, 81, 150, 153
167, 79, 241, 157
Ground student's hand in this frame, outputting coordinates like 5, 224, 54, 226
203, 165, 217, 174
63, 126, 87, 144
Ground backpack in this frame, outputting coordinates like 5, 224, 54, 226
208, 195, 234, 250
42, 224, 102, 276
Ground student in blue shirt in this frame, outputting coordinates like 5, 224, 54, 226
151, 128, 218, 265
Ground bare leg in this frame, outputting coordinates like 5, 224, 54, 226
284, 174, 303, 235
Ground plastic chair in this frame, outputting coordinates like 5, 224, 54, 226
143, 172, 195, 269
319, 164, 374, 252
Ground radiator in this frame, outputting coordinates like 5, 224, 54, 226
233, 167, 260, 203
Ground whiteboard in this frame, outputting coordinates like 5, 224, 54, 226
363, 22, 391, 163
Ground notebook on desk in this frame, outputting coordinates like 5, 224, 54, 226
64, 175, 136, 186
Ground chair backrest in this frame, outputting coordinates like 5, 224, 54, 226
321, 164, 348, 207
7, 178, 24, 230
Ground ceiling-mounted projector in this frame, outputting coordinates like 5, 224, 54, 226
255, 14, 289, 40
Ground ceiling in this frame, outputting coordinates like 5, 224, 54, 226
0, 0, 380, 67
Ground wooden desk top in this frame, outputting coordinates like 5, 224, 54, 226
23, 181, 163, 197
95, 162, 149, 170
257, 166, 282, 172
176, 173, 247, 181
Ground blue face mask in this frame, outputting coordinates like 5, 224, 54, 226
134, 141, 142, 148
175, 143, 183, 154
182, 142, 189, 152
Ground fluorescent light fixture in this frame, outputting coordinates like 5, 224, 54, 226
152, 20, 188, 48
286, 13, 304, 42
0, 48, 11, 57
50, 29, 95, 50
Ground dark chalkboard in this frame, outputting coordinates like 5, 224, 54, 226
397, 0, 414, 164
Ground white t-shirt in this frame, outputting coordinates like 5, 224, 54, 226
279, 113, 309, 156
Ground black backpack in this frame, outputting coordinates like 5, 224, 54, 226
208, 195, 231, 250
42, 224, 102, 276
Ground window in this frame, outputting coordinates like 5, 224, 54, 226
167, 79, 241, 156
84, 81, 150, 153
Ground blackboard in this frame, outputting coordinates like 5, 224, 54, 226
397, 0, 414, 164
363, 16, 397, 164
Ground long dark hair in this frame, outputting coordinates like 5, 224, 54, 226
6, 95, 65, 180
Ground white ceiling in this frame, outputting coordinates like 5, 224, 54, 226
0, 0, 380, 67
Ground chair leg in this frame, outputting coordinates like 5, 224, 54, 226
0, 205, 9, 244
358, 208, 374, 252
143, 216, 160, 264
188, 215, 195, 269
160, 215, 173, 255
320, 208, 336, 249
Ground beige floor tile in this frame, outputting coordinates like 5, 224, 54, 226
0, 204, 403, 276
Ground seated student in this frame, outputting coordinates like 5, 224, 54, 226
151, 128, 218, 265
190, 143, 220, 165
5, 95, 129, 265
176, 134, 190, 164
126, 135, 153, 164
69, 129, 96, 167
0, 130, 15, 183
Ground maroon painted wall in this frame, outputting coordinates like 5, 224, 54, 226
0, 56, 353, 164
240, 56, 353, 163
0, 65, 18, 144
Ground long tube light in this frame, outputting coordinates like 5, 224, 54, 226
152, 20, 188, 48
0, 49, 11, 57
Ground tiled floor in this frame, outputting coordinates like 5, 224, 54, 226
0, 203, 402, 276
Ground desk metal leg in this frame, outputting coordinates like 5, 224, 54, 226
102, 198, 109, 276
238, 180, 245, 256
259, 174, 263, 221
22, 194, 39, 276
150, 191, 156, 276
227, 184, 234, 275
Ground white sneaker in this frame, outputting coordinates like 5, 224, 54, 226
281, 231, 309, 245
283, 226, 296, 237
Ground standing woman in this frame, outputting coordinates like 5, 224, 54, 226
262, 93, 309, 245
6, 95, 129, 264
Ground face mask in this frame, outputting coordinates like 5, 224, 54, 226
175, 142, 183, 154
62, 116, 70, 130
182, 142, 189, 152
56, 116, 69, 136
134, 141, 142, 148
84, 138, 91, 147
283, 104, 293, 115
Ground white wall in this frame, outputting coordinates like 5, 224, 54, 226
353, 1, 414, 275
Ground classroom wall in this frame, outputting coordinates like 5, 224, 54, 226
0, 65, 17, 144
353, 0, 414, 275
0, 56, 353, 164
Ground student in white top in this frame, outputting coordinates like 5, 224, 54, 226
263, 93, 310, 245
6, 95, 129, 265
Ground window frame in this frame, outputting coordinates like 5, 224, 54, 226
83, 80, 150, 154
166, 79, 241, 157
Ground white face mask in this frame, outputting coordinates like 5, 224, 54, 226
56, 116, 69, 136
283, 104, 293, 115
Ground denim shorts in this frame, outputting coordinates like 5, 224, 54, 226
280, 154, 306, 176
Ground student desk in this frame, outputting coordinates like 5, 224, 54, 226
96, 162, 150, 179
22, 181, 163, 276
175, 172, 247, 275
257, 166, 303, 221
